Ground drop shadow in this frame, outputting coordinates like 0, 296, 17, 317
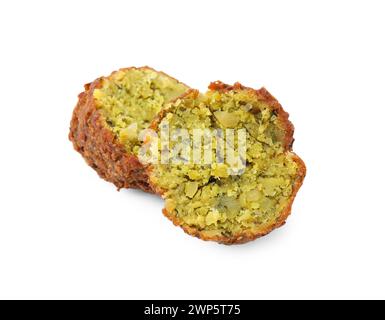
118, 187, 293, 250
118, 188, 165, 211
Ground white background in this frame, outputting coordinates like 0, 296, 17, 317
0, 0, 384, 300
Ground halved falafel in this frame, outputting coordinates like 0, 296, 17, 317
145, 82, 306, 244
69, 67, 189, 191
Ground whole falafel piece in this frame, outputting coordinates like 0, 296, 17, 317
69, 67, 189, 191
144, 82, 306, 244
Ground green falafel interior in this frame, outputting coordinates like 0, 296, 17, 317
93, 68, 188, 155
147, 85, 305, 243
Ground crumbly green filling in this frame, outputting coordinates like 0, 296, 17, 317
93, 68, 188, 154
150, 89, 300, 238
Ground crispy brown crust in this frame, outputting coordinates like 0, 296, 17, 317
69, 66, 188, 191
148, 82, 306, 244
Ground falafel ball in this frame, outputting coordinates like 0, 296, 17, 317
145, 82, 306, 244
69, 67, 189, 191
